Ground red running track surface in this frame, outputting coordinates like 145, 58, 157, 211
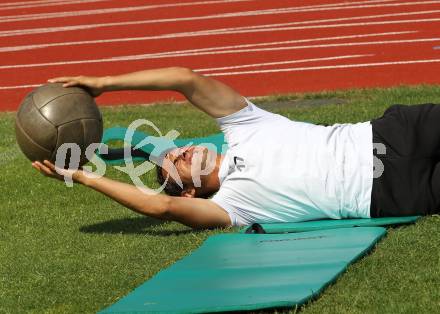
1, 0, 439, 111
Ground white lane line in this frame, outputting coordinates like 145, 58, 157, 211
196, 54, 374, 72
0, 0, 74, 7
0, 25, 415, 53
139, 32, 414, 58
0, 84, 41, 90
1, 0, 438, 23
202, 58, 440, 76
1, 37, 438, 70
0, 0, 434, 23
0, 15, 436, 52
2, 57, 437, 90
0, 54, 373, 91
0, 0, 440, 23
0, 0, 405, 37
214, 9, 440, 32
0, 0, 111, 11
0, 0, 109, 7
0, 0, 252, 22
0, 54, 372, 90
133, 37, 440, 60
0, 0, 391, 8
167, 17, 440, 38
0, 6, 440, 40
0, 0, 397, 17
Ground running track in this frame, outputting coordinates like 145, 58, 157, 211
1, 0, 440, 111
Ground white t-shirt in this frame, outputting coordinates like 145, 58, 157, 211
211, 99, 373, 226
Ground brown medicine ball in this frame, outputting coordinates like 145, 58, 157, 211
15, 83, 103, 167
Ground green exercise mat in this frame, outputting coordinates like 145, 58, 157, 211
241, 216, 421, 234
97, 128, 420, 313
99, 227, 386, 313
98, 127, 226, 164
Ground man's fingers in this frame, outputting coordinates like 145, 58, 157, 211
43, 160, 67, 177
48, 77, 70, 83
43, 160, 56, 171
37, 162, 52, 175
34, 161, 54, 176
61, 81, 79, 88
32, 161, 52, 176
48, 77, 79, 87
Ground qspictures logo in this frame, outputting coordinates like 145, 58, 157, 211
52, 119, 387, 193
53, 119, 223, 194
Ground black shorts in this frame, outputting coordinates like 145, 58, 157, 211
370, 103, 440, 217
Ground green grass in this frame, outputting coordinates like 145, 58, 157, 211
1, 85, 440, 313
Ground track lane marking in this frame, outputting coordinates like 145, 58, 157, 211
0, 0, 253, 22
0, 0, 111, 11
0, 29, 416, 52
1, 15, 438, 53
0, 84, 41, 90
0, 54, 374, 90
0, 0, 397, 37
0, 0, 92, 7
202, 58, 440, 76
196, 54, 374, 72
0, 37, 438, 69
145, 37, 440, 59
1, 0, 438, 23
0, 0, 413, 37
135, 32, 414, 58
2, 57, 438, 90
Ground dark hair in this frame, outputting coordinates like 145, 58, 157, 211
156, 165, 184, 196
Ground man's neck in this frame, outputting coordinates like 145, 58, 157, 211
204, 154, 224, 193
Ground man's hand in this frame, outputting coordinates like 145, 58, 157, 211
32, 160, 85, 184
48, 76, 106, 97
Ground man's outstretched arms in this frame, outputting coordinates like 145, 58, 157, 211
43, 67, 241, 228
49, 67, 247, 118
32, 161, 232, 229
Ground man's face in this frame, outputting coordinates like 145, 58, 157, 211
161, 145, 217, 190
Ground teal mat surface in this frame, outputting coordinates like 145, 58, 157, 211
100, 227, 386, 313
241, 216, 420, 234
97, 129, 419, 313
98, 127, 226, 164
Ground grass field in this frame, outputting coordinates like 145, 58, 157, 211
1, 85, 440, 313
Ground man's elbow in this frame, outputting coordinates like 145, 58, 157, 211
139, 195, 173, 220
171, 67, 197, 91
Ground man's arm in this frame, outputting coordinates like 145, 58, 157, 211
83, 174, 232, 229
32, 161, 231, 229
49, 67, 247, 118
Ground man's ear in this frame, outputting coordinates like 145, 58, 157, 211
181, 187, 196, 198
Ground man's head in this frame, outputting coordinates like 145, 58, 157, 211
156, 145, 221, 198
